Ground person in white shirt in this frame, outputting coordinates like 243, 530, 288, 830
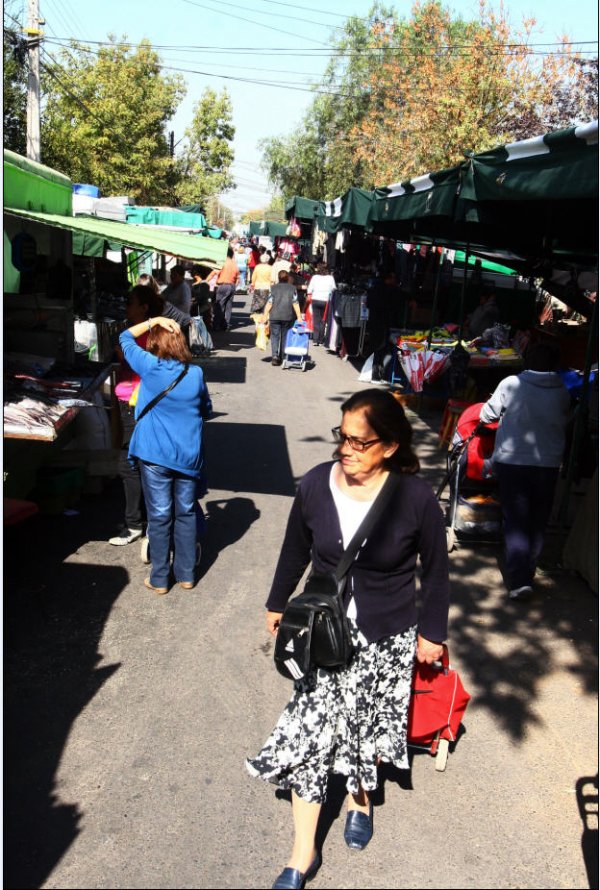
307, 264, 336, 346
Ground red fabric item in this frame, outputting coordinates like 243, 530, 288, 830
304, 299, 314, 333
4, 499, 39, 526
455, 402, 498, 481
407, 646, 471, 752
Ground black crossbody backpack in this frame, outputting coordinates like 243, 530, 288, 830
274, 472, 400, 681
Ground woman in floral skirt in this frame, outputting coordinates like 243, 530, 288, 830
247, 388, 450, 889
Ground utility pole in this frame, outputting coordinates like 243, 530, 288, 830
25, 0, 43, 162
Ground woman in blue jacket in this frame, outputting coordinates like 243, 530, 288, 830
119, 316, 212, 594
247, 388, 450, 889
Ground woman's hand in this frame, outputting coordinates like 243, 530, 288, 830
152, 316, 180, 333
266, 610, 283, 636
416, 634, 444, 664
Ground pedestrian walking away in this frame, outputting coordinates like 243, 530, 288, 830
214, 248, 240, 331
479, 341, 571, 601
119, 316, 212, 594
306, 263, 336, 347
263, 270, 303, 366
250, 253, 273, 314
247, 388, 450, 890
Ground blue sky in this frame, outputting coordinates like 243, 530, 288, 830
17, 0, 599, 217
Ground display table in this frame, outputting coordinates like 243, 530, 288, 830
4, 358, 112, 442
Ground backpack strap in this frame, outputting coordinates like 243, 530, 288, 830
334, 472, 401, 582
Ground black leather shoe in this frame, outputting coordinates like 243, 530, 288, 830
272, 852, 320, 889
344, 806, 373, 850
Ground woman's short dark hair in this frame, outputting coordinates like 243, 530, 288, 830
340, 389, 420, 474
147, 326, 192, 363
278, 270, 289, 282
128, 284, 164, 317
524, 341, 560, 371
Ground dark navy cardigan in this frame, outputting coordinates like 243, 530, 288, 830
266, 462, 450, 644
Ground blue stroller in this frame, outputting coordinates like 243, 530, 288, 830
282, 321, 310, 372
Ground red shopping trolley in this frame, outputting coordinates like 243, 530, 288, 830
407, 645, 471, 771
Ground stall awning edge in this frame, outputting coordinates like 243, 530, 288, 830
3, 208, 229, 265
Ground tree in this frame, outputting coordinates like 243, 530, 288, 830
175, 88, 235, 206
40, 36, 186, 203
352, 1, 590, 183
241, 194, 286, 224
260, 3, 392, 200
3, 5, 28, 155
260, 0, 594, 196
205, 195, 235, 231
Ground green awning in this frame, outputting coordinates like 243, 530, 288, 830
3, 208, 229, 265
4, 148, 73, 216
318, 187, 375, 233
247, 220, 288, 238
367, 120, 598, 264
285, 196, 320, 222
367, 165, 463, 240
125, 206, 207, 229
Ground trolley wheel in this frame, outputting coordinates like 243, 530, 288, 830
435, 738, 450, 772
140, 536, 150, 564
446, 526, 456, 553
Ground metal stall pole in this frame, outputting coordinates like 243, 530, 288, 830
457, 242, 471, 341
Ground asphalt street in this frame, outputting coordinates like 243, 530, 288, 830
5, 294, 598, 890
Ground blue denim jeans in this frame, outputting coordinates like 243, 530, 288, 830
139, 462, 197, 588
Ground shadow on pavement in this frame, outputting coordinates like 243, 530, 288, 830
198, 496, 261, 580
4, 557, 128, 890
576, 774, 599, 889
204, 422, 296, 497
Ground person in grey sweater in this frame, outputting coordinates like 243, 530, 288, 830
479, 342, 570, 600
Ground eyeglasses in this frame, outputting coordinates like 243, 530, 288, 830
331, 427, 382, 452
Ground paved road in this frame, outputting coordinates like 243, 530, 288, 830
5, 296, 598, 889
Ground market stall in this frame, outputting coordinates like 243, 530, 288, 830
3, 149, 228, 506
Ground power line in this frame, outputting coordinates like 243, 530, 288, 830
37, 33, 600, 54
244, 0, 360, 20
179, 0, 331, 46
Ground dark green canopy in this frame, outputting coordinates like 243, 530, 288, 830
367, 121, 599, 266
317, 187, 375, 233
285, 196, 320, 222
248, 219, 289, 238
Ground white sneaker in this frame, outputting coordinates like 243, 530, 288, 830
109, 527, 143, 546
508, 585, 533, 601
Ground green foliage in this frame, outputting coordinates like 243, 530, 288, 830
204, 195, 235, 231
40, 36, 186, 203
175, 88, 236, 206
260, 3, 391, 200
260, 0, 596, 196
3, 17, 28, 155
241, 194, 285, 224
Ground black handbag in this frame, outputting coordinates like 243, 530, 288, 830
274, 472, 400, 681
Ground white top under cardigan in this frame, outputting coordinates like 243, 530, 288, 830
329, 465, 375, 638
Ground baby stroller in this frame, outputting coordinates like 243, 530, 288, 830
282, 321, 310, 372
436, 402, 502, 552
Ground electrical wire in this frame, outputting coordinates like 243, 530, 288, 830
179, 0, 331, 46
37, 33, 600, 54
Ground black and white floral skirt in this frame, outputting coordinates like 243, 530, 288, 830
246, 622, 417, 804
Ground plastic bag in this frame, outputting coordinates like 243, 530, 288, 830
189, 316, 213, 355
255, 321, 269, 351
129, 383, 140, 407
358, 353, 374, 382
